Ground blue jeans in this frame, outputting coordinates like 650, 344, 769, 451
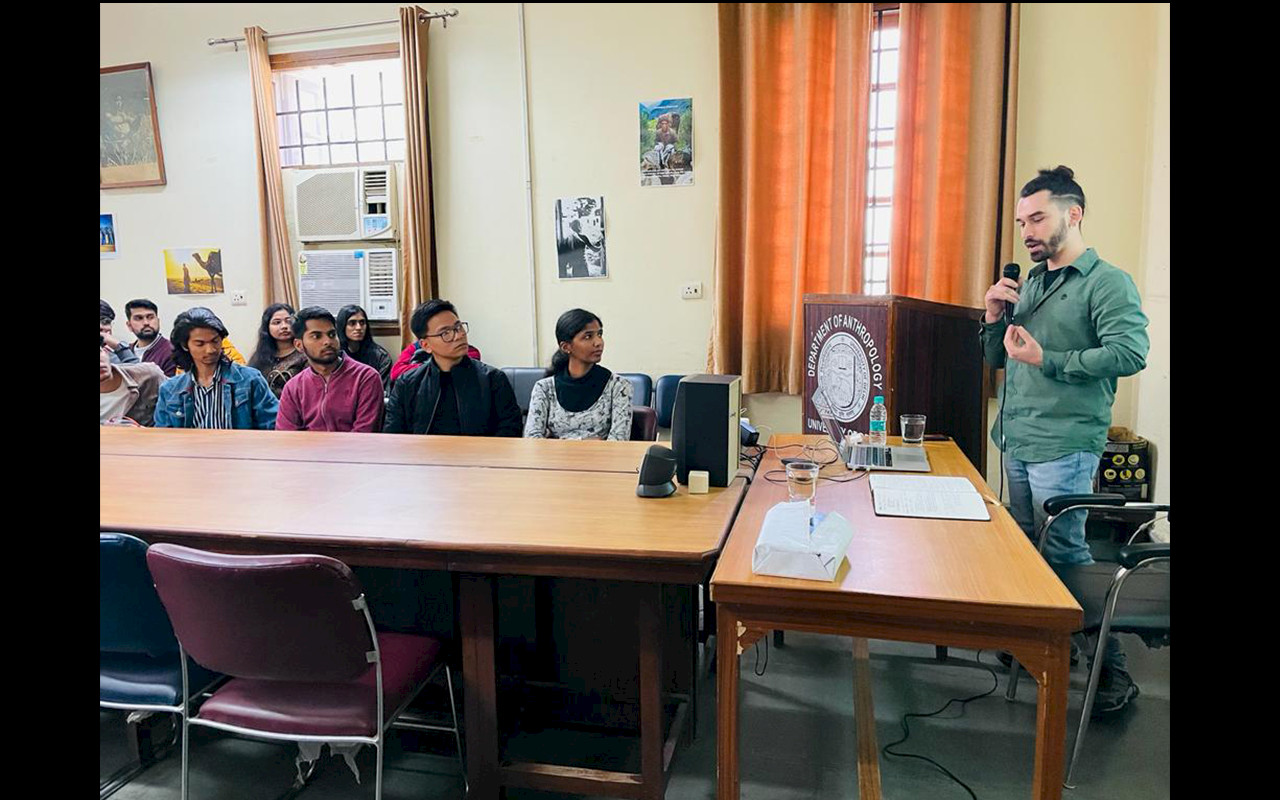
1006, 452, 1128, 677
1005, 452, 1100, 566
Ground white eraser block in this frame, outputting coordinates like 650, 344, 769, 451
688, 470, 710, 494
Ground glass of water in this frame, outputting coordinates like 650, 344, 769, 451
900, 414, 927, 445
785, 460, 820, 510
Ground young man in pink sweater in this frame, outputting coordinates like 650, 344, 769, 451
276, 307, 385, 432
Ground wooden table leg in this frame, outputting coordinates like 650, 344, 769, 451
851, 638, 882, 800
459, 575, 499, 800
715, 604, 739, 800
638, 583, 664, 799
1029, 635, 1071, 800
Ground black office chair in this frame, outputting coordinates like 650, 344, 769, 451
1004, 493, 1169, 788
501, 367, 548, 420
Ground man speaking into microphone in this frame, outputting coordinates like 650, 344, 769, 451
981, 165, 1149, 717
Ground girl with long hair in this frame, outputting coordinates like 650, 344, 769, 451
247, 303, 307, 397
523, 308, 633, 440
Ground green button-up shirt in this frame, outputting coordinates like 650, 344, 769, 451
981, 247, 1149, 463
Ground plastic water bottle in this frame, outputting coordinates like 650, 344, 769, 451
868, 395, 887, 446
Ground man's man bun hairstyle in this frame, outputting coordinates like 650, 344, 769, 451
1019, 164, 1086, 214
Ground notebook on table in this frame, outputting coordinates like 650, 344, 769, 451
868, 474, 991, 521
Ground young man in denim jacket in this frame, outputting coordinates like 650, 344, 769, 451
154, 308, 278, 430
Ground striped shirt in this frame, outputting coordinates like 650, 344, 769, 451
191, 363, 232, 429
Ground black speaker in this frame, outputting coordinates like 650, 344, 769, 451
637, 445, 678, 498
671, 374, 742, 487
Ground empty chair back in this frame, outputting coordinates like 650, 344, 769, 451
147, 544, 373, 683
655, 374, 684, 428
101, 533, 178, 657
618, 373, 654, 407
630, 406, 658, 441
502, 367, 547, 415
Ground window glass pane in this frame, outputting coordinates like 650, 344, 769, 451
875, 91, 897, 130
878, 51, 899, 85
278, 114, 301, 147
353, 66, 383, 106
871, 145, 895, 169
381, 67, 403, 104
358, 141, 386, 162
325, 72, 354, 108
330, 143, 357, 165
868, 168, 894, 197
383, 105, 405, 139
296, 75, 325, 111
300, 111, 328, 144
872, 207, 893, 243
303, 145, 330, 166
878, 27, 900, 50
385, 140, 406, 161
280, 147, 302, 167
356, 107, 384, 141
868, 256, 889, 282
328, 109, 356, 143
274, 75, 298, 113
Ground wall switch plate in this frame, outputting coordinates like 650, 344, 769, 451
230, 290, 247, 306
681, 282, 703, 300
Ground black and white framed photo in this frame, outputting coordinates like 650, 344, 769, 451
554, 196, 607, 280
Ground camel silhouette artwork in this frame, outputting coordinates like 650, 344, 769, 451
192, 250, 223, 293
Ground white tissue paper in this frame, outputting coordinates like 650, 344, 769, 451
751, 502, 854, 581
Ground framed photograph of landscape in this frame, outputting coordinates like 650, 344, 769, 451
100, 62, 167, 189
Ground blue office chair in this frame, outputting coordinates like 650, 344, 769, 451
100, 533, 221, 799
1004, 494, 1170, 788
655, 374, 684, 428
618, 373, 654, 408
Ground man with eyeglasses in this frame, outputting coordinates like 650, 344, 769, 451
384, 299, 522, 436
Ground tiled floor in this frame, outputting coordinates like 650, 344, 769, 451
101, 633, 1169, 799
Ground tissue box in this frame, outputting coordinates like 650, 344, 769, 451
751, 502, 854, 582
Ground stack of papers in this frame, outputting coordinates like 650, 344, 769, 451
869, 475, 991, 521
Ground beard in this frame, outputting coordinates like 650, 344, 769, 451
134, 326, 157, 342
1026, 218, 1069, 261
307, 348, 339, 365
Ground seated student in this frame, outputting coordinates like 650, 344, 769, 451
123, 298, 177, 377
390, 339, 482, 383
155, 308, 278, 429
336, 304, 393, 392
248, 303, 307, 397
277, 307, 385, 432
100, 300, 140, 365
171, 307, 245, 373
384, 299, 522, 435
100, 337, 165, 426
524, 308, 633, 440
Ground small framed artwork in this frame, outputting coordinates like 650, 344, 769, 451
100, 213, 118, 259
101, 62, 167, 189
555, 197, 607, 280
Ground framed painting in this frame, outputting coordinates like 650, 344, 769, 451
100, 62, 167, 188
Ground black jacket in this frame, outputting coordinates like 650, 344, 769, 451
383, 354, 522, 436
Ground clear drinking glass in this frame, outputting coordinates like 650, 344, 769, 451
785, 461, 820, 509
900, 414, 926, 445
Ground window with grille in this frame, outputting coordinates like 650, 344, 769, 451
863, 6, 900, 295
272, 55, 406, 168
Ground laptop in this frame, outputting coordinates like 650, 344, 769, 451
817, 387, 931, 473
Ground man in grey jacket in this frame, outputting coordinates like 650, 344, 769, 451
100, 340, 165, 426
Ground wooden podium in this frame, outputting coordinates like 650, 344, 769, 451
802, 294, 987, 471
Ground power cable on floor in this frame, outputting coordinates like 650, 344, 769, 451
880, 650, 1001, 800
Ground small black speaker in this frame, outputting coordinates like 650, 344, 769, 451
671, 374, 742, 487
637, 445, 678, 498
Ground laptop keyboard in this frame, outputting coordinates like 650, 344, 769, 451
853, 446, 891, 467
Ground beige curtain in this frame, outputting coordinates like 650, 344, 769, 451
245, 27, 298, 308
711, 3, 873, 394
887, 3, 1019, 307
398, 6, 438, 347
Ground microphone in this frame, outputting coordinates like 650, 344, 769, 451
1002, 263, 1021, 324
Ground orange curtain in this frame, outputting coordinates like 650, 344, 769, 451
888, 3, 1019, 307
398, 6, 438, 347
712, 3, 873, 395
245, 27, 298, 308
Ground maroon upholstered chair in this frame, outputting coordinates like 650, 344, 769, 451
146, 544, 462, 800
630, 405, 658, 441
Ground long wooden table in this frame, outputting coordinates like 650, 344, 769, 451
710, 435, 1082, 799
101, 428, 750, 800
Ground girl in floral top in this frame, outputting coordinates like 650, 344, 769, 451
524, 309, 633, 440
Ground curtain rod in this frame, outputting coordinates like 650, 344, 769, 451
207, 8, 459, 48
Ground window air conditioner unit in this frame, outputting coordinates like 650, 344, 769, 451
296, 248, 399, 321
292, 165, 398, 242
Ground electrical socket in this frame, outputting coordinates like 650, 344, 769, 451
680, 282, 703, 300
230, 290, 247, 306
